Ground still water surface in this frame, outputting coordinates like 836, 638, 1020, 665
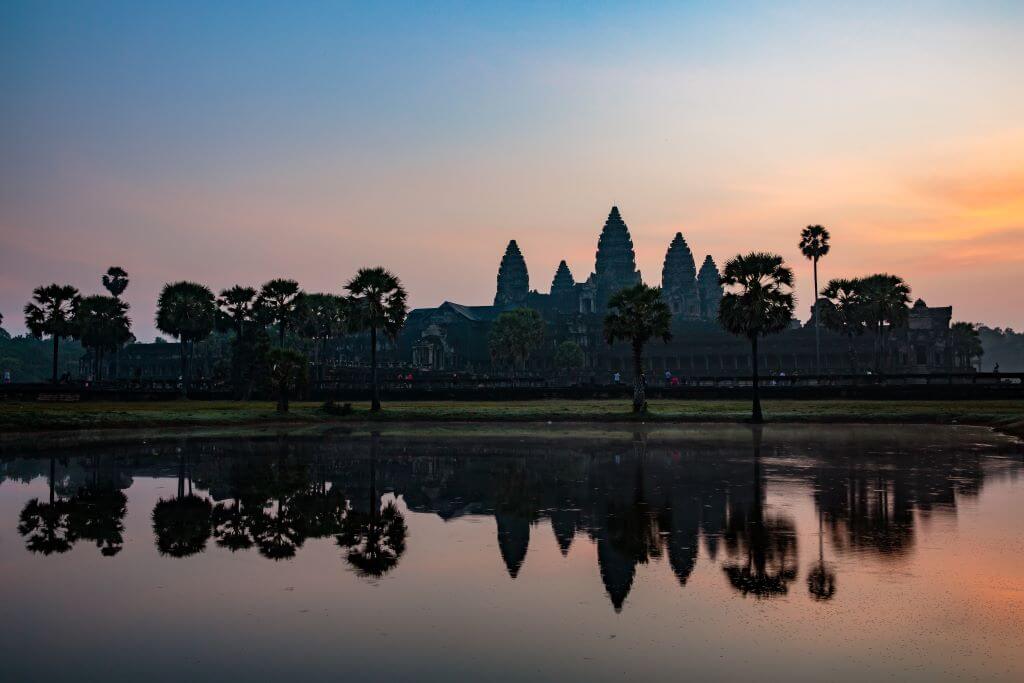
1, 425, 1022, 681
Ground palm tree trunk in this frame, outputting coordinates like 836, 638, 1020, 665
631, 340, 645, 414
846, 331, 857, 373
813, 257, 820, 376
750, 335, 763, 423
51, 335, 60, 383
370, 325, 380, 411
277, 381, 288, 413
179, 340, 188, 397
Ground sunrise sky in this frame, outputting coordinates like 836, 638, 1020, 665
2, 1, 1022, 339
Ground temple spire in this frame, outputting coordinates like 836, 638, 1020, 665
662, 232, 699, 319
594, 205, 641, 309
494, 239, 529, 307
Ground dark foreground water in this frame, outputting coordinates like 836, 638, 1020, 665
1, 425, 1022, 682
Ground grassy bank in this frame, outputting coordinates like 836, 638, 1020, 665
1, 399, 1022, 437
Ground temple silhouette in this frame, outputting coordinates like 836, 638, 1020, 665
401, 205, 955, 375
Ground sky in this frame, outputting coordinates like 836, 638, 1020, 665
1, 1, 1022, 340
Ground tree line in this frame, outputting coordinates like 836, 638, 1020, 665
16, 266, 407, 413
9, 223, 988, 420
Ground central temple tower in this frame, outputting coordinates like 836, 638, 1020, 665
594, 206, 641, 309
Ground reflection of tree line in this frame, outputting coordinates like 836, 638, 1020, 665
18, 455, 128, 556
11, 430, 1020, 608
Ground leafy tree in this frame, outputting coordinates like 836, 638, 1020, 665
799, 225, 830, 375
859, 274, 911, 370
554, 340, 585, 383
298, 293, 347, 368
101, 266, 129, 298
718, 252, 795, 423
488, 308, 545, 383
75, 295, 132, 380
256, 278, 302, 346
603, 283, 672, 414
820, 278, 866, 372
346, 267, 408, 412
24, 284, 80, 383
951, 321, 983, 369
156, 281, 216, 395
267, 348, 307, 413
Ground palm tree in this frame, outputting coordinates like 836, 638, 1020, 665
488, 307, 545, 385
799, 225, 830, 375
951, 321, 984, 370
820, 278, 866, 372
24, 284, 80, 383
217, 285, 258, 398
101, 266, 129, 298
217, 285, 258, 337
101, 267, 129, 377
75, 295, 132, 380
267, 348, 307, 413
346, 267, 408, 412
155, 281, 216, 396
859, 274, 911, 371
603, 283, 672, 414
718, 252, 795, 423
257, 278, 301, 346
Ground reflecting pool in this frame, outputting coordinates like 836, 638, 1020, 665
2, 424, 1022, 681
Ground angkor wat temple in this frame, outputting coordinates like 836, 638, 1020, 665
400, 206, 955, 376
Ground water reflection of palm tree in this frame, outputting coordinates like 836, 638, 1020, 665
152, 453, 212, 557
336, 436, 407, 577
252, 497, 305, 560
722, 427, 799, 598
18, 456, 74, 555
65, 454, 128, 556
806, 509, 837, 601
212, 498, 254, 551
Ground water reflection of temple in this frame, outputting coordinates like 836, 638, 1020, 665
4, 428, 1021, 610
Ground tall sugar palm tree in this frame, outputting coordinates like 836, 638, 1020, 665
101, 266, 129, 298
101, 267, 130, 377
75, 294, 132, 380
603, 283, 672, 414
217, 285, 258, 337
718, 252, 795, 423
346, 267, 408, 412
859, 274, 911, 370
217, 285, 259, 397
257, 278, 301, 346
820, 278, 866, 372
156, 281, 216, 396
24, 284, 80, 383
799, 225, 830, 375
